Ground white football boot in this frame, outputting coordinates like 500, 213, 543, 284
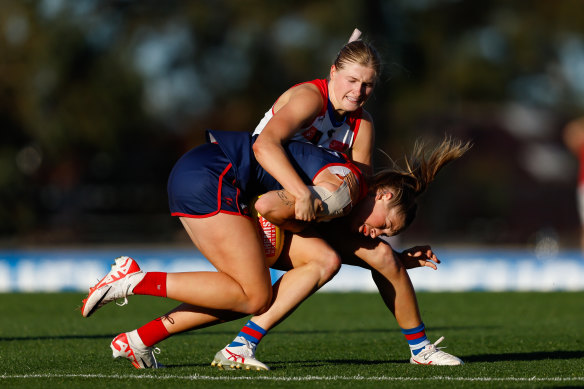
81, 256, 145, 317
211, 338, 269, 371
111, 330, 161, 369
410, 336, 464, 365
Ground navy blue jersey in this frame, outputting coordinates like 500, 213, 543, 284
167, 130, 363, 218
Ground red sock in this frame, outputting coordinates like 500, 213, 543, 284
137, 318, 170, 347
133, 272, 167, 297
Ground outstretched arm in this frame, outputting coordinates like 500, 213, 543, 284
314, 219, 439, 271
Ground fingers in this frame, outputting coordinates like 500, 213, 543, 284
315, 198, 323, 213
422, 260, 438, 270
294, 196, 321, 221
404, 245, 441, 264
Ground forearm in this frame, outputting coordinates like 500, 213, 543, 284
253, 139, 311, 200
256, 180, 357, 230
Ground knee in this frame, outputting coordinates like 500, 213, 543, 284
243, 285, 273, 315
366, 242, 402, 276
313, 249, 342, 282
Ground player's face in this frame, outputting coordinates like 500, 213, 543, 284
329, 63, 376, 114
359, 202, 406, 238
349, 192, 406, 239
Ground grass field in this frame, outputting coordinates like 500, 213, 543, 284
0, 291, 582, 388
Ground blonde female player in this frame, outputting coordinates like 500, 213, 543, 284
213, 29, 465, 369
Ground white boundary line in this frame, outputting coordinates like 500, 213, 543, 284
1, 374, 584, 382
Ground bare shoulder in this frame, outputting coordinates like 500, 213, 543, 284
275, 82, 323, 113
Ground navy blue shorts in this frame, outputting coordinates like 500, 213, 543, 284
167, 143, 250, 218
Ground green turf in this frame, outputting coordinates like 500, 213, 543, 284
0, 292, 582, 388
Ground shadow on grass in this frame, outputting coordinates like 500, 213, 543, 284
243, 350, 584, 369
267, 358, 409, 369
163, 351, 584, 370
159, 358, 409, 370
0, 325, 489, 342
463, 350, 584, 363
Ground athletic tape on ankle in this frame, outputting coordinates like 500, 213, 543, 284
309, 181, 352, 221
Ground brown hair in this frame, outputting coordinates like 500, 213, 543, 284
369, 137, 472, 230
333, 40, 382, 79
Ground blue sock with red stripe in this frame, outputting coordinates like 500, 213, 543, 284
229, 320, 267, 348
401, 323, 431, 355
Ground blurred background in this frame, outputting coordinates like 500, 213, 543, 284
2, 0, 584, 252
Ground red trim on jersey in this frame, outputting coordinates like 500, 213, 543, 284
329, 139, 350, 152
579, 145, 584, 184
307, 79, 328, 116
171, 210, 252, 220
216, 163, 230, 210
312, 162, 345, 182
288, 79, 328, 116
220, 210, 252, 218
350, 111, 363, 144
169, 163, 252, 220
311, 161, 368, 203
171, 211, 214, 218
272, 79, 328, 116
284, 79, 364, 146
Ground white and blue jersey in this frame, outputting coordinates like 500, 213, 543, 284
252, 79, 364, 153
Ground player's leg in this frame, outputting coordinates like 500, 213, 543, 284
110, 302, 248, 369
167, 214, 272, 314
90, 213, 274, 369
82, 213, 272, 317
317, 222, 462, 365
212, 229, 341, 370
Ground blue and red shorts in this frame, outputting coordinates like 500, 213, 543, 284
167, 143, 250, 218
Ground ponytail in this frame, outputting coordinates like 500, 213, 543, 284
370, 136, 472, 228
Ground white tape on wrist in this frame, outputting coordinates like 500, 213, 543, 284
309, 181, 352, 221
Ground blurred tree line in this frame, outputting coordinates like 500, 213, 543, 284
1, 0, 584, 248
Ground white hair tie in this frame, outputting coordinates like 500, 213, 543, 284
348, 28, 362, 43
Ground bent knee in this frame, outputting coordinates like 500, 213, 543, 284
366, 242, 402, 275
241, 286, 272, 315
314, 250, 342, 281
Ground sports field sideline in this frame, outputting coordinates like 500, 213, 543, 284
1, 246, 584, 292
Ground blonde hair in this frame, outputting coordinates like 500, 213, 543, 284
370, 137, 472, 229
333, 39, 382, 78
